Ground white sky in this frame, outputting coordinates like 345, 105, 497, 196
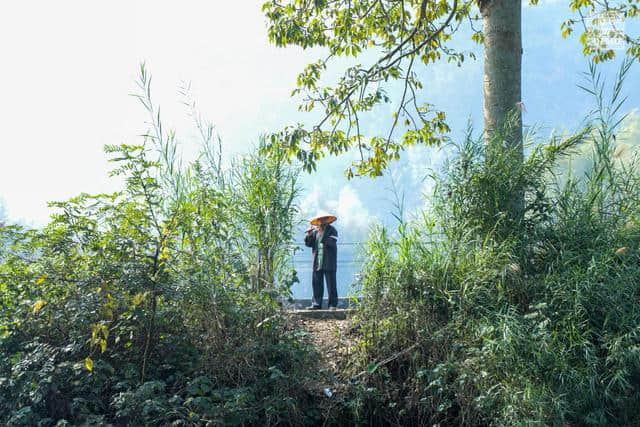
0, 1, 321, 225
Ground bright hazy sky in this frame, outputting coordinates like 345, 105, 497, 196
1, 1, 639, 232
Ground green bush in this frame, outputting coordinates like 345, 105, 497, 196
347, 58, 640, 426
0, 65, 316, 426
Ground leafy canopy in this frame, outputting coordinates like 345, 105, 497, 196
262, 0, 639, 178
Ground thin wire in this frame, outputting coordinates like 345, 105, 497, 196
291, 242, 364, 246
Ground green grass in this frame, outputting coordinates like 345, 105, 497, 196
343, 57, 640, 426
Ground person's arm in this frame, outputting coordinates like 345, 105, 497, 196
304, 229, 316, 247
323, 226, 338, 249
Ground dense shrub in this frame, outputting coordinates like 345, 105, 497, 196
346, 58, 640, 426
0, 66, 317, 426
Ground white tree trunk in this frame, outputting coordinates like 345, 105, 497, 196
481, 0, 522, 152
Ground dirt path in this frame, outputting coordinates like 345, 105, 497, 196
294, 313, 358, 397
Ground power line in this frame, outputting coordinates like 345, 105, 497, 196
291, 242, 364, 246
292, 261, 361, 265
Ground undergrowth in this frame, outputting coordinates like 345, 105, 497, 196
0, 66, 320, 426
343, 58, 640, 426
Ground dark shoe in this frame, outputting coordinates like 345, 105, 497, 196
307, 305, 321, 310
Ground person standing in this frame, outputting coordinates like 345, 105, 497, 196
304, 213, 338, 310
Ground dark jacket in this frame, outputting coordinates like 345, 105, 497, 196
304, 224, 338, 271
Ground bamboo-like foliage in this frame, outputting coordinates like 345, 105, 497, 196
228, 138, 301, 293
350, 58, 640, 426
0, 66, 313, 426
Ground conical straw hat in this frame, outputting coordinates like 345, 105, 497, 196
309, 212, 337, 225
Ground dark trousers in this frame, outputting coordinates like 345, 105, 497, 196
312, 269, 338, 308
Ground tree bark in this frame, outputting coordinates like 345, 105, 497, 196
481, 0, 523, 153
481, 0, 524, 224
